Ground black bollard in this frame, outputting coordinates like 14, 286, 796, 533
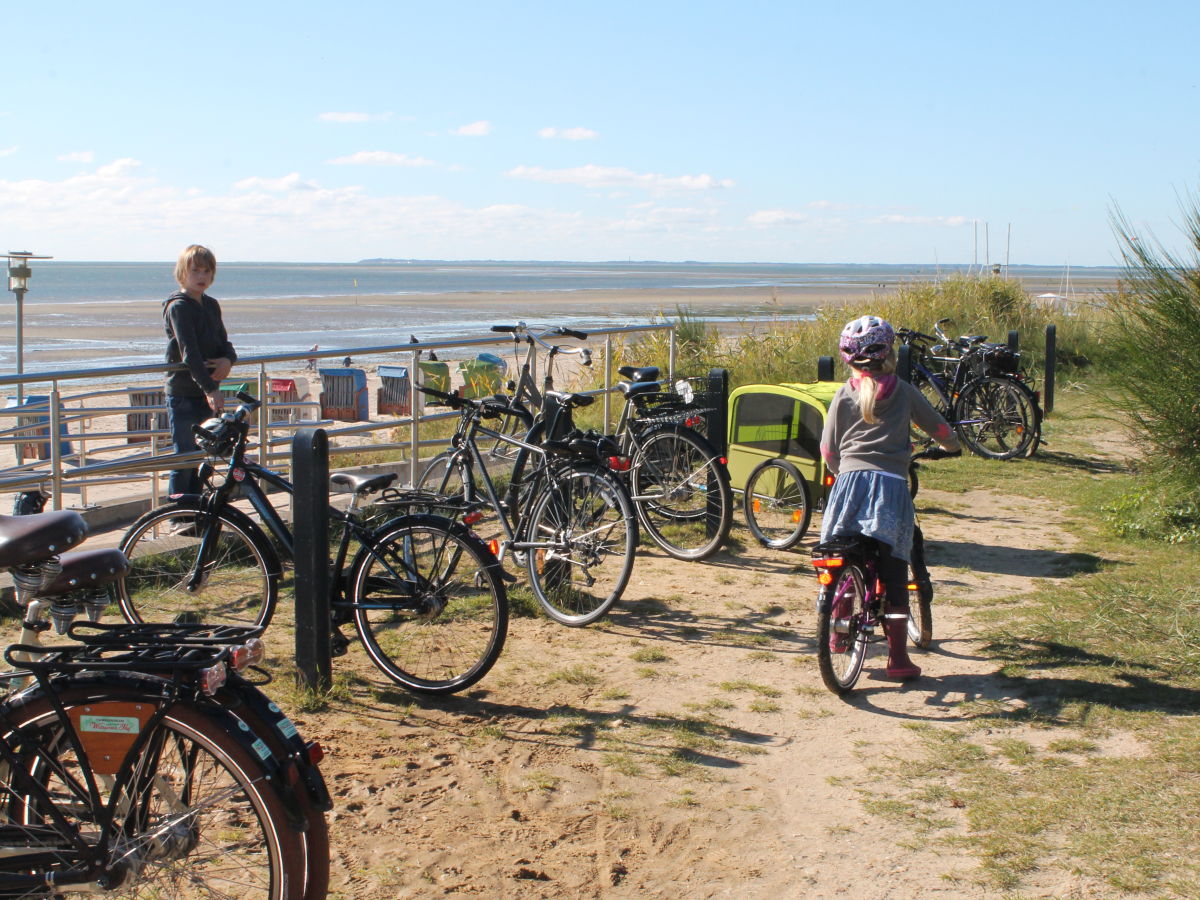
1007, 329, 1019, 352
705, 368, 730, 539
292, 428, 332, 692
1044, 324, 1056, 415
817, 355, 835, 381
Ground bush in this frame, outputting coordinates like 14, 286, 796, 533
1107, 202, 1200, 481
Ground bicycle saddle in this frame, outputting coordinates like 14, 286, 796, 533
617, 380, 661, 398
545, 390, 595, 409
36, 547, 130, 596
0, 510, 88, 569
617, 365, 660, 383
959, 334, 988, 345
330, 472, 399, 496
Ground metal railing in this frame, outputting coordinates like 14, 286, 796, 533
0, 323, 676, 513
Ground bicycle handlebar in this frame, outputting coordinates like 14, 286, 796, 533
416, 384, 525, 420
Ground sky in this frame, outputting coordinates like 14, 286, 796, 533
1, 0, 1198, 266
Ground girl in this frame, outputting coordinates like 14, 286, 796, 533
819, 315, 959, 680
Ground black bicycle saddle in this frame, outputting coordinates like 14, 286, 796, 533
0, 510, 88, 569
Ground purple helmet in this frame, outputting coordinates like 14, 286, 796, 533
839, 315, 895, 367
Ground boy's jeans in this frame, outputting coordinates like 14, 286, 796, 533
167, 394, 211, 497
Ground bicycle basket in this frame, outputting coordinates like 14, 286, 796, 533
968, 344, 1019, 377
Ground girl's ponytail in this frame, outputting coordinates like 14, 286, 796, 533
855, 348, 898, 424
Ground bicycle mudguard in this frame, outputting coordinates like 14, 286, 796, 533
219, 673, 333, 813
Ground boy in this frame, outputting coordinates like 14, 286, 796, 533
163, 244, 237, 496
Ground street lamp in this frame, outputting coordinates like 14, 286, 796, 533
6, 251, 53, 405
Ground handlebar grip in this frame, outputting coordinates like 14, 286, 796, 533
235, 391, 261, 410
559, 327, 588, 340
416, 384, 461, 407
490, 325, 518, 333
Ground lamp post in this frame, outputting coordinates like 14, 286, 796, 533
6, 251, 53, 405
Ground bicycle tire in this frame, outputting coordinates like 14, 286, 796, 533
417, 450, 468, 499
118, 500, 280, 629
742, 457, 811, 550
525, 465, 636, 626
816, 563, 871, 694
351, 514, 508, 694
954, 375, 1040, 460
0, 681, 305, 899
907, 575, 933, 649
629, 425, 733, 561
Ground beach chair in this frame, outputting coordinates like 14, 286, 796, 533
6, 396, 74, 461
457, 352, 508, 400
125, 388, 168, 445
318, 368, 369, 421
377, 365, 412, 416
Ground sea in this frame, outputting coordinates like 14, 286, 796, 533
6, 260, 1119, 373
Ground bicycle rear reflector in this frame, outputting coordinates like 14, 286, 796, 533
464, 511, 484, 526
817, 570, 834, 586
230, 638, 266, 672
488, 539, 501, 557
607, 456, 632, 472
824, 474, 835, 487
198, 662, 228, 696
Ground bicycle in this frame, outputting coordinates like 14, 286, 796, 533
0, 507, 330, 898
898, 321, 1042, 460
605, 368, 734, 560
118, 392, 508, 695
484, 322, 591, 462
416, 385, 638, 626
810, 446, 959, 694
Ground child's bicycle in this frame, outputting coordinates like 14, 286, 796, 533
810, 446, 960, 694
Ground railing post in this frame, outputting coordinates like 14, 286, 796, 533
668, 326, 677, 384
49, 388, 63, 510
897, 343, 912, 383
603, 334, 613, 432
817, 355, 835, 381
257, 366, 270, 465
409, 347, 420, 486
1044, 323, 1056, 415
292, 427, 331, 692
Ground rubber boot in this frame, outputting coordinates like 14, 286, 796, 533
883, 608, 921, 680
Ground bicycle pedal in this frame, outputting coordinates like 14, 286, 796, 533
330, 630, 351, 657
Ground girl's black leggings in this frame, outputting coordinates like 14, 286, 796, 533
877, 544, 910, 611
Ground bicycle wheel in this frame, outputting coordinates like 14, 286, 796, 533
742, 458, 811, 550
525, 465, 636, 626
118, 501, 279, 628
417, 450, 468, 499
816, 564, 871, 694
351, 514, 507, 694
0, 682, 304, 899
954, 375, 1040, 460
630, 425, 733, 561
907, 575, 933, 649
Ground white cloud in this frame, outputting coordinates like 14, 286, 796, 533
57, 151, 95, 164
452, 120, 491, 137
318, 112, 394, 124
233, 172, 320, 192
326, 151, 436, 167
507, 164, 733, 192
748, 209, 809, 227
866, 214, 969, 227
538, 126, 598, 141
0, 146, 16, 158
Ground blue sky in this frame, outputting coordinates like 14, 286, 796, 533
2, 0, 1197, 265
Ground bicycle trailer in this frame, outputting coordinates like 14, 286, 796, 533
726, 380, 839, 506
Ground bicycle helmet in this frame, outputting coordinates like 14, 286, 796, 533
194, 414, 238, 458
838, 315, 895, 368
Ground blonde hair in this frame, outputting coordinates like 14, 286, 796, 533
174, 244, 217, 287
854, 348, 897, 424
